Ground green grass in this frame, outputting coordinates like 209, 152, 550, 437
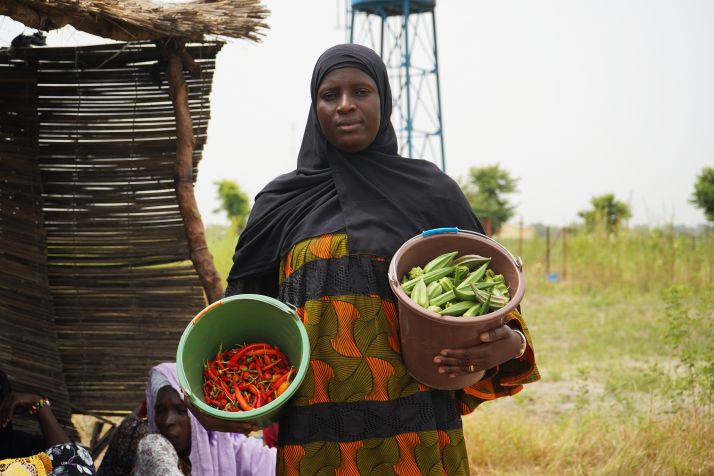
206, 224, 239, 281
204, 226, 713, 474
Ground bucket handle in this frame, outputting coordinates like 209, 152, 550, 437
421, 227, 523, 272
283, 301, 302, 321
421, 227, 459, 237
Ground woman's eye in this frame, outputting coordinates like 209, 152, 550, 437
321, 91, 336, 101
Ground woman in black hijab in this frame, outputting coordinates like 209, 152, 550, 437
196, 44, 539, 475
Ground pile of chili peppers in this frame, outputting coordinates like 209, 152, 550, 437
202, 342, 294, 412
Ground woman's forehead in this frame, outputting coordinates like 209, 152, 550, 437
156, 385, 181, 403
319, 67, 377, 89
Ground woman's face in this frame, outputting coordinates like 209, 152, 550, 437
154, 386, 191, 457
316, 67, 381, 153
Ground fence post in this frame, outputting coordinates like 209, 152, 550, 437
545, 226, 551, 277
562, 227, 568, 280
518, 216, 523, 259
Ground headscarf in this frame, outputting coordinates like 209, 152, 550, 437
145, 363, 276, 476
227, 43, 482, 285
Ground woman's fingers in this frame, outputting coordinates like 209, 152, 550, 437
433, 353, 484, 377
479, 325, 511, 343
432, 326, 514, 376
183, 395, 259, 434
432, 326, 521, 376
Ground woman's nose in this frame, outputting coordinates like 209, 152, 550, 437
165, 410, 180, 425
336, 93, 355, 113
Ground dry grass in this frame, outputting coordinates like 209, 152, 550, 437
464, 404, 713, 476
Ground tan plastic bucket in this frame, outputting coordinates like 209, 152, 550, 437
387, 228, 525, 390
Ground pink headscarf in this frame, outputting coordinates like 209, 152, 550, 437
145, 363, 276, 476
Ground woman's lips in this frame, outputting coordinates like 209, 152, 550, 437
336, 121, 362, 132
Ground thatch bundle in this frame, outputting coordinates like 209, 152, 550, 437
0, 0, 269, 41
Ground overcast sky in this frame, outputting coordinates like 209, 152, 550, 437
1, 1, 712, 227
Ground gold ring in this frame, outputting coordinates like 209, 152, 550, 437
468, 364, 475, 373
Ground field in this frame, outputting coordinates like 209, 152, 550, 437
462, 229, 713, 475
190, 226, 714, 474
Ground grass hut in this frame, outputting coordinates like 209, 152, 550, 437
0, 0, 268, 446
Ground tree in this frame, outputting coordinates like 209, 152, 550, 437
214, 180, 250, 233
690, 167, 714, 223
578, 193, 631, 233
459, 165, 518, 235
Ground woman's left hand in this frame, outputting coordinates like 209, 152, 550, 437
433, 325, 522, 378
183, 396, 260, 435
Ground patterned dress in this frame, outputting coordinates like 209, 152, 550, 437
274, 233, 539, 476
0, 442, 96, 475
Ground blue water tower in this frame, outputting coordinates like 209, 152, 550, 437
349, 0, 446, 171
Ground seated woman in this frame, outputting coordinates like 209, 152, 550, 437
0, 369, 96, 475
132, 362, 276, 476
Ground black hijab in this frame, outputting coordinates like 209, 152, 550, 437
227, 44, 482, 287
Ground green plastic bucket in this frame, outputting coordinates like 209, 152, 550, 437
176, 294, 310, 427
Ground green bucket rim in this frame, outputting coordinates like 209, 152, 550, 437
176, 294, 310, 421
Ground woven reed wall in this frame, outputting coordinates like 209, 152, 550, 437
1, 41, 221, 414
0, 55, 74, 431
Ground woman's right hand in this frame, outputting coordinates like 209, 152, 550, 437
183, 396, 260, 435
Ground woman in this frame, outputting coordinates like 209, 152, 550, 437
134, 363, 276, 476
0, 369, 96, 475
192, 44, 539, 475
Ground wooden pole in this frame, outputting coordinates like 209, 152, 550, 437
518, 215, 523, 259
545, 226, 551, 277
562, 227, 568, 280
165, 40, 224, 304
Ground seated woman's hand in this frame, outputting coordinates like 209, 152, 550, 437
0, 392, 42, 427
433, 325, 523, 378
183, 396, 261, 434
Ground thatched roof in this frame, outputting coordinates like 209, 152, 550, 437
0, 0, 269, 42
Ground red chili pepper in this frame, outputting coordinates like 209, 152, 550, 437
227, 343, 272, 365
272, 368, 293, 390
232, 380, 253, 411
262, 358, 284, 372
246, 348, 283, 358
206, 366, 218, 381
205, 343, 293, 412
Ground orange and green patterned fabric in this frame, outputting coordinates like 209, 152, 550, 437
275, 233, 539, 475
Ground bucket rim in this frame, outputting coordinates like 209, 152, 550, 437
387, 229, 525, 326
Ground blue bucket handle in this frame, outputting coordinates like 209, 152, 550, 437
421, 227, 459, 237
419, 227, 522, 271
